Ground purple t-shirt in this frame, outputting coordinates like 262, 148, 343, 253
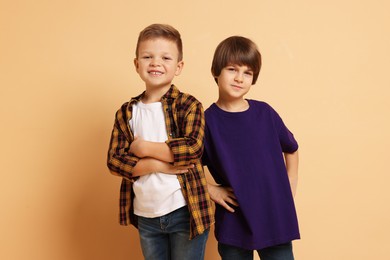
203, 100, 300, 250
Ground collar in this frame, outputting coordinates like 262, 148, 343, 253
129, 84, 180, 105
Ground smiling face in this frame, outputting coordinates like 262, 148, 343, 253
134, 38, 183, 91
215, 64, 254, 101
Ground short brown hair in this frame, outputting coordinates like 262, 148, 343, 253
135, 24, 183, 61
211, 36, 261, 84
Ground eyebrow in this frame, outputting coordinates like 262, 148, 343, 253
227, 63, 254, 71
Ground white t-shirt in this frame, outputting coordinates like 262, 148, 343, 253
129, 101, 186, 218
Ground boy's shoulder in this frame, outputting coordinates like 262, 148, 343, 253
116, 100, 132, 114
248, 99, 277, 115
111, 101, 130, 123
248, 99, 279, 114
177, 91, 199, 103
116, 91, 143, 110
171, 87, 202, 108
248, 99, 271, 108
113, 91, 142, 120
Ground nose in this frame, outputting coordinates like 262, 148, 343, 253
234, 72, 244, 83
150, 57, 161, 67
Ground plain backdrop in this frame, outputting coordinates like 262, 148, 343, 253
1, 0, 389, 259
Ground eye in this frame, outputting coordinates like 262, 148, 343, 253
163, 56, 172, 60
244, 71, 253, 76
226, 66, 236, 71
142, 55, 151, 59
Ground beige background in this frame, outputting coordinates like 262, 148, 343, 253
1, 0, 389, 259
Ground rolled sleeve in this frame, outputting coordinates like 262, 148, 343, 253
107, 111, 139, 180
166, 102, 205, 166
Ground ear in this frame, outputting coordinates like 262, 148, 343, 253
134, 58, 139, 73
175, 60, 184, 76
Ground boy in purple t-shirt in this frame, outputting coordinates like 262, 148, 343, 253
202, 36, 300, 260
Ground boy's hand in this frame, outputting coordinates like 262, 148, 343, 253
160, 162, 195, 175
207, 183, 238, 213
132, 158, 194, 177
130, 136, 147, 158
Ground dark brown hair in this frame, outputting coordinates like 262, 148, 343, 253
135, 24, 183, 61
211, 36, 261, 84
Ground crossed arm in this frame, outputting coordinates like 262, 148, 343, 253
130, 137, 194, 177
108, 99, 205, 180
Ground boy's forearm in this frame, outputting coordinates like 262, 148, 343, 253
130, 138, 174, 162
133, 157, 194, 176
132, 158, 168, 177
140, 141, 174, 162
284, 150, 299, 197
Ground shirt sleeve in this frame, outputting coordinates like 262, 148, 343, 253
271, 106, 299, 153
107, 106, 140, 180
166, 101, 205, 166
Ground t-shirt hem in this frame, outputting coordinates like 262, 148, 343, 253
217, 233, 301, 250
134, 202, 187, 218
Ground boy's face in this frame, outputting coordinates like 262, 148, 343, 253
134, 38, 183, 90
215, 64, 254, 100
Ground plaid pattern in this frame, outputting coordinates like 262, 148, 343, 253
107, 85, 214, 238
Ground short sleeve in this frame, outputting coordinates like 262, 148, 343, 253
270, 107, 299, 153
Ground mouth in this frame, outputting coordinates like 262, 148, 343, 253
148, 70, 163, 76
231, 85, 243, 89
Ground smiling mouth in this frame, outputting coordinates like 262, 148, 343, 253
149, 71, 163, 76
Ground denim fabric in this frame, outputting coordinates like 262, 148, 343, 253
218, 242, 294, 260
137, 206, 209, 260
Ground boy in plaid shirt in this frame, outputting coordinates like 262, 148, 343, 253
107, 24, 214, 260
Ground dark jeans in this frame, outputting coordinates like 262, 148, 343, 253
218, 242, 294, 260
137, 206, 209, 260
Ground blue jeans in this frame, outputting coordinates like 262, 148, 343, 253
137, 206, 209, 260
218, 242, 294, 260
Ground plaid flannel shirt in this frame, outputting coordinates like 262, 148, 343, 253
107, 85, 214, 239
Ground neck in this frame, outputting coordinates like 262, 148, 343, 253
142, 85, 171, 103
216, 98, 249, 112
